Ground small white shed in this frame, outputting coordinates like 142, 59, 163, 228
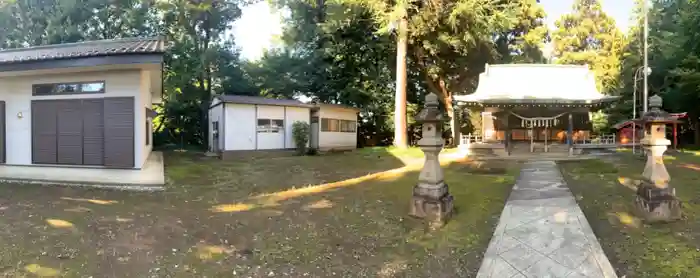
310, 103, 360, 151
208, 95, 359, 156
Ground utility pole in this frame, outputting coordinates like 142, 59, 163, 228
643, 0, 649, 113
393, 13, 408, 148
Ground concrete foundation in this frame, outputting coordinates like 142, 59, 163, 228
0, 151, 165, 191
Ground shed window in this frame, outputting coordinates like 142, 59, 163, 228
321, 118, 356, 132
33, 81, 105, 96
257, 119, 284, 133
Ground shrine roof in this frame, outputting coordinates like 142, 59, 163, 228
454, 64, 620, 107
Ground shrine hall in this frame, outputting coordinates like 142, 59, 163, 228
454, 64, 621, 155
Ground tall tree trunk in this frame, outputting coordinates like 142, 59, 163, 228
435, 78, 457, 146
393, 15, 408, 148
444, 96, 459, 146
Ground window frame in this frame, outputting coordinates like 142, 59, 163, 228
257, 118, 284, 133
212, 121, 219, 137
32, 81, 106, 96
321, 118, 330, 132
345, 120, 357, 133
321, 118, 356, 133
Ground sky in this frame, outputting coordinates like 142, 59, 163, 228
232, 0, 636, 61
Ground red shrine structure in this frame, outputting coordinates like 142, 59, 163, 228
612, 112, 687, 149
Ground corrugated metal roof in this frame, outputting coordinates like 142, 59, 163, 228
0, 37, 165, 64
216, 95, 313, 108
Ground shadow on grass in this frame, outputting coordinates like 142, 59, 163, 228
0, 147, 516, 277
559, 155, 700, 278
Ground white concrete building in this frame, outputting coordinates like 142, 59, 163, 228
208, 95, 359, 156
0, 37, 166, 189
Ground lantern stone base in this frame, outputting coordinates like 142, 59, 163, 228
635, 182, 682, 222
409, 183, 454, 228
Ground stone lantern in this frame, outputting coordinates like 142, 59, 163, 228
409, 93, 454, 227
635, 95, 682, 222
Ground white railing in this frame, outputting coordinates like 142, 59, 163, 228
460, 133, 483, 145
575, 134, 616, 145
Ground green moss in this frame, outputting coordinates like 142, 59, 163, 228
560, 154, 700, 278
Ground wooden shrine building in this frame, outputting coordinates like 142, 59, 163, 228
454, 64, 620, 155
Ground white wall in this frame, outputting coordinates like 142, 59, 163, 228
0, 69, 145, 167
256, 105, 285, 150
139, 69, 152, 168
224, 103, 256, 150
219, 103, 311, 151
318, 107, 358, 150
284, 107, 310, 148
208, 98, 224, 152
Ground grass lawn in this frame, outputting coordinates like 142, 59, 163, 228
0, 147, 517, 277
559, 152, 700, 278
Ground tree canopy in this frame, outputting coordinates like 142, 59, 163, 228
552, 0, 625, 93
251, 0, 550, 145
2, 0, 700, 147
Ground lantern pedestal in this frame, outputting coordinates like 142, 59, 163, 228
634, 95, 683, 223
409, 144, 454, 228
635, 140, 681, 222
409, 93, 454, 228
409, 190, 454, 227
635, 183, 681, 222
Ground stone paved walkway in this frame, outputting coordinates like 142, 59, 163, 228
477, 160, 617, 278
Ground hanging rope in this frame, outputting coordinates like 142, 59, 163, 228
509, 111, 568, 128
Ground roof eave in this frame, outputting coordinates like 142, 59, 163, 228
456, 96, 621, 107
313, 103, 361, 113
0, 53, 164, 72
215, 96, 314, 108
0, 51, 165, 66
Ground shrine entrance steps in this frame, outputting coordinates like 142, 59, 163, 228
462, 142, 617, 161
510, 142, 569, 155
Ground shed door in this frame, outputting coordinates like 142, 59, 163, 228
104, 97, 134, 168
82, 99, 105, 166
31, 98, 132, 168
310, 117, 319, 149
56, 100, 84, 165
32, 101, 58, 164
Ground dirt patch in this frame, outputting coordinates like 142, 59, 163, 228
0, 149, 518, 277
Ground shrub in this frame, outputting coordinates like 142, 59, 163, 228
292, 121, 311, 155
306, 147, 318, 156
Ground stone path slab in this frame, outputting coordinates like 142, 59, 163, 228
477, 160, 617, 278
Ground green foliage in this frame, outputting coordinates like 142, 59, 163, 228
552, 0, 625, 93
611, 0, 700, 144
590, 111, 610, 134
292, 121, 311, 154
259, 0, 549, 146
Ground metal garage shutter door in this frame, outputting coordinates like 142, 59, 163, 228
104, 97, 134, 168
32, 100, 58, 164
56, 100, 84, 165
82, 99, 104, 166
